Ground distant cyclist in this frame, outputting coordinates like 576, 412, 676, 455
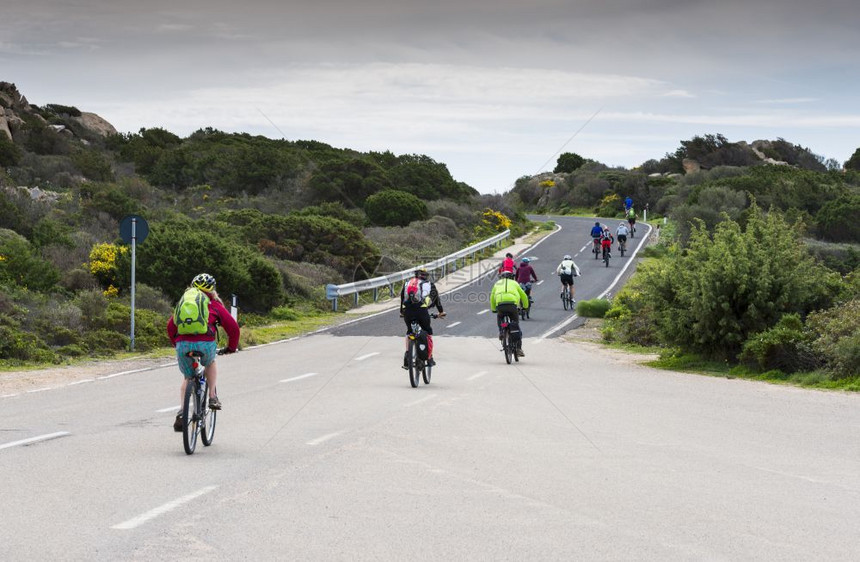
498, 252, 516, 276
490, 271, 529, 357
624, 196, 633, 212
590, 221, 603, 254
515, 257, 538, 303
601, 227, 614, 259
616, 221, 630, 251
167, 273, 239, 432
555, 254, 581, 302
400, 268, 445, 369
626, 206, 637, 234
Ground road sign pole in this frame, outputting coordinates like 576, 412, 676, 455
130, 219, 136, 351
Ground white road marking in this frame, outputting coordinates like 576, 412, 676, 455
280, 372, 318, 383
98, 366, 155, 380
112, 486, 218, 530
467, 371, 488, 381
536, 280, 544, 285
0, 431, 71, 451
67, 379, 94, 386
477, 309, 490, 315
306, 431, 344, 446
580, 244, 589, 253
405, 394, 437, 407
355, 352, 379, 361
26, 387, 55, 393
156, 406, 178, 413
446, 321, 462, 328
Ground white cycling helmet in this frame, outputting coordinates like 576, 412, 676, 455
563, 254, 571, 260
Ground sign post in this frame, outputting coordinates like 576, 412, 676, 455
120, 215, 149, 351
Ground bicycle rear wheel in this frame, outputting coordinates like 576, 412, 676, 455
503, 327, 513, 364
182, 380, 199, 455
200, 380, 216, 446
408, 339, 419, 388
562, 289, 570, 310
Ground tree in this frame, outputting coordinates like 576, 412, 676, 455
364, 189, 428, 227
554, 152, 585, 173
845, 148, 860, 171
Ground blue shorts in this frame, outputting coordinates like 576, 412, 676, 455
175, 340, 217, 378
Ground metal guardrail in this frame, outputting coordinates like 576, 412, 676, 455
326, 230, 511, 311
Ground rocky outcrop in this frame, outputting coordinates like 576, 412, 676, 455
682, 158, 701, 174
0, 81, 117, 140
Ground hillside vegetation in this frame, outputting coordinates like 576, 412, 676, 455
0, 83, 524, 366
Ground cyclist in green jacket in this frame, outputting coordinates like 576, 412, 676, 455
490, 271, 530, 357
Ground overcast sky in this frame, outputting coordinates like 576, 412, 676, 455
2, 0, 858, 193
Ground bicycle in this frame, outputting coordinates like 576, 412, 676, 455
499, 312, 520, 364
519, 282, 533, 320
618, 238, 626, 257
181, 348, 229, 455
560, 283, 575, 311
602, 245, 611, 267
592, 237, 601, 259
406, 313, 438, 388
628, 217, 636, 238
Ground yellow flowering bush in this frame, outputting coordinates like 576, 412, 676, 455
88, 243, 128, 289
539, 180, 555, 188
103, 285, 119, 298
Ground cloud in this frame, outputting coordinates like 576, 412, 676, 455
156, 23, 194, 32
754, 97, 817, 105
661, 90, 696, 98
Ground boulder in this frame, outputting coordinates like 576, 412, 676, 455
0, 108, 11, 140
682, 158, 701, 174
71, 112, 117, 137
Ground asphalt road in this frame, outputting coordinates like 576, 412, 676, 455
3, 216, 859, 560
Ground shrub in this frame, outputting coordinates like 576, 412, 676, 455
806, 299, 860, 378
554, 152, 585, 173
0, 325, 56, 362
815, 193, 860, 242
364, 189, 428, 226
270, 306, 300, 321
0, 134, 21, 167
739, 314, 818, 372
0, 229, 60, 291
576, 298, 611, 318
88, 242, 128, 288
82, 329, 130, 354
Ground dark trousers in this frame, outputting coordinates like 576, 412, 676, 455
496, 303, 522, 348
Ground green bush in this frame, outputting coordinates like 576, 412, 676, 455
0, 229, 60, 291
815, 193, 860, 242
364, 189, 428, 226
739, 314, 818, 373
626, 205, 839, 359
576, 298, 611, 318
554, 152, 585, 173
806, 298, 860, 378
0, 134, 21, 167
82, 329, 130, 354
0, 325, 56, 362
270, 306, 300, 321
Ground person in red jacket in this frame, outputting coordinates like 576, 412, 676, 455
498, 252, 517, 276
167, 273, 240, 432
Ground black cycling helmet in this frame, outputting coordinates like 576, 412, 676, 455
415, 268, 429, 280
505, 252, 513, 258
500, 271, 515, 279
192, 273, 216, 292
595, 221, 600, 226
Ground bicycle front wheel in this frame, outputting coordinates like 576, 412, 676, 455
408, 339, 419, 388
422, 360, 431, 385
182, 380, 199, 455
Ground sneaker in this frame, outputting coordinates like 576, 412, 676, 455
208, 396, 222, 410
428, 358, 436, 367
498, 332, 505, 341
173, 414, 183, 432
516, 349, 525, 357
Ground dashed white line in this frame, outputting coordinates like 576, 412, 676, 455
536, 280, 544, 285
355, 352, 380, 361
156, 406, 178, 413
306, 431, 344, 446
477, 309, 490, 315
68, 379, 94, 386
0, 431, 71, 451
112, 486, 218, 530
405, 394, 437, 407
446, 321, 462, 328
467, 371, 488, 381
280, 372, 318, 383
26, 387, 55, 393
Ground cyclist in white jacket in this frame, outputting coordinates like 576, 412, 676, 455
556, 255, 581, 302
